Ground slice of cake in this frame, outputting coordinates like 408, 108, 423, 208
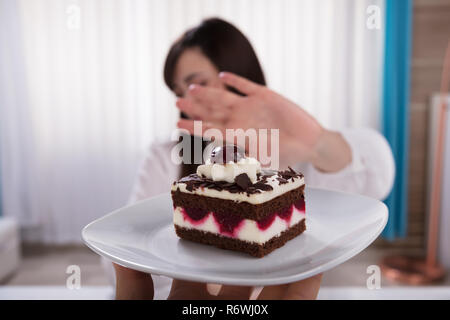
171, 145, 306, 258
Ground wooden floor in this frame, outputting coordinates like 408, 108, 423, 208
2, 244, 109, 286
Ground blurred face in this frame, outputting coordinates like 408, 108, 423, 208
172, 47, 225, 98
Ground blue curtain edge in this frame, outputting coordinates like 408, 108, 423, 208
381, 0, 413, 241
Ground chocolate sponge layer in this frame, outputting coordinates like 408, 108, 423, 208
171, 185, 305, 221
174, 219, 306, 258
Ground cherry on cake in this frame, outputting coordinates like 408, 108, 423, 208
171, 145, 306, 258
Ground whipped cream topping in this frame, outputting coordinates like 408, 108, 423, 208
197, 157, 261, 183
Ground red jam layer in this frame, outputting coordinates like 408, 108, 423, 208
180, 197, 305, 237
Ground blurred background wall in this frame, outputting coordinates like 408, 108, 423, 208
376, 0, 450, 249
0, 0, 384, 243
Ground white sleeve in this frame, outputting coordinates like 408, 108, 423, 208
301, 128, 395, 200
128, 141, 179, 204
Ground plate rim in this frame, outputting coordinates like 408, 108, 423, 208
82, 187, 388, 286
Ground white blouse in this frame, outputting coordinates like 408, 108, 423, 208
106, 127, 395, 299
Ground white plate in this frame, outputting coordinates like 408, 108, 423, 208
82, 187, 388, 286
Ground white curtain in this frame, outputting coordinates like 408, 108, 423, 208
0, 0, 384, 243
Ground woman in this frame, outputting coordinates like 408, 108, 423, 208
111, 17, 394, 300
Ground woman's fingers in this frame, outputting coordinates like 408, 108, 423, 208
112, 263, 321, 300
283, 274, 322, 300
176, 98, 203, 120
207, 283, 223, 296
188, 83, 237, 107
169, 279, 211, 300
176, 98, 231, 122
257, 274, 323, 300
112, 263, 154, 300
177, 119, 254, 150
177, 119, 226, 140
177, 85, 238, 120
177, 73, 261, 120
219, 71, 261, 95
217, 285, 253, 300
255, 284, 288, 300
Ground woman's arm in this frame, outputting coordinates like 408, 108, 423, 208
176, 72, 394, 200
303, 129, 352, 173
301, 128, 395, 200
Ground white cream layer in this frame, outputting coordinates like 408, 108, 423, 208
173, 206, 306, 244
172, 174, 304, 205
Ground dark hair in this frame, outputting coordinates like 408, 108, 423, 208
164, 17, 266, 92
163, 17, 266, 178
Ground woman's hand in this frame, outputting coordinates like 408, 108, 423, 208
113, 263, 154, 300
176, 72, 351, 172
113, 263, 322, 300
